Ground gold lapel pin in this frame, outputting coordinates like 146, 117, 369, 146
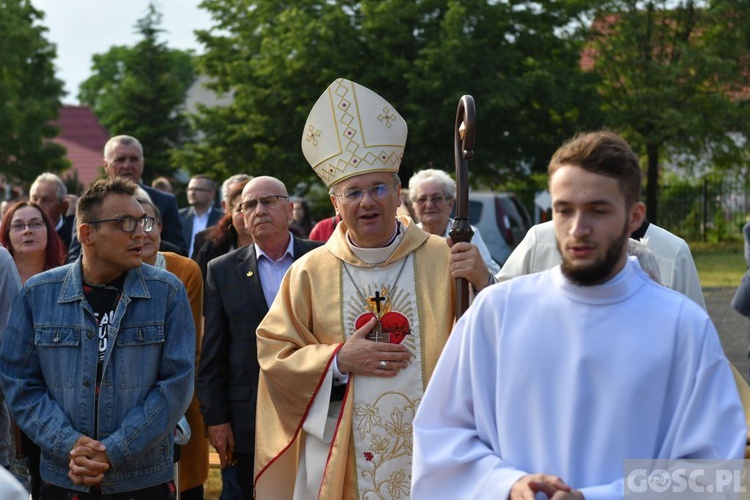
247, 271, 254, 277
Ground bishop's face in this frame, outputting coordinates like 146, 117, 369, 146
551, 165, 644, 286
331, 171, 402, 248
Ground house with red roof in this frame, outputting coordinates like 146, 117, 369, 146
50, 105, 109, 189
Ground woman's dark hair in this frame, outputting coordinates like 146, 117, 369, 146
206, 180, 250, 246
291, 199, 316, 237
0, 201, 66, 269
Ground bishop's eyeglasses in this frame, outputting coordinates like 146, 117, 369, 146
334, 183, 398, 204
87, 215, 155, 233
239, 195, 289, 214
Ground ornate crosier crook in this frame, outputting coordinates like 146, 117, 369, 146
449, 95, 476, 318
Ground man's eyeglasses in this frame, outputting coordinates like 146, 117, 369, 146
334, 184, 398, 204
9, 221, 46, 232
88, 215, 155, 233
187, 187, 214, 193
239, 195, 289, 214
415, 195, 449, 205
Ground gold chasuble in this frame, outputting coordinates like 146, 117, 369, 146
255, 216, 455, 499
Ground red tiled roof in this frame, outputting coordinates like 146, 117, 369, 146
55, 137, 106, 187
50, 105, 109, 188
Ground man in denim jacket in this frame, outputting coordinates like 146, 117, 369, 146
0, 177, 194, 499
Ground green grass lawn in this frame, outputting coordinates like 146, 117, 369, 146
690, 240, 746, 288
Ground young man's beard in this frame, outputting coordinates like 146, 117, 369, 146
558, 222, 630, 286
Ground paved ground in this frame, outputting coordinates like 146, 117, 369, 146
705, 287, 748, 382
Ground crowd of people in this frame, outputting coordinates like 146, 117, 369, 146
0, 78, 746, 500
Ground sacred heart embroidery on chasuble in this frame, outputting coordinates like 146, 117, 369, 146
342, 260, 423, 499
344, 257, 413, 346
354, 310, 411, 344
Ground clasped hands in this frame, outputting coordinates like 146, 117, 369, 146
68, 435, 110, 486
511, 474, 585, 500
337, 317, 411, 377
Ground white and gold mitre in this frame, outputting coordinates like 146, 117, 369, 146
301, 78, 408, 187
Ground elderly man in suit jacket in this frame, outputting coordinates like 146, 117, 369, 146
197, 176, 321, 499
67, 135, 188, 261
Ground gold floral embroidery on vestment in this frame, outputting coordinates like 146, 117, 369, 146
354, 391, 418, 499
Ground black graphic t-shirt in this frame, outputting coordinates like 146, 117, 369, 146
83, 273, 125, 435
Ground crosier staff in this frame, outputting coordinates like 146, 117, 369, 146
449, 95, 476, 318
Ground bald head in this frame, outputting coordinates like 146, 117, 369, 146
240, 176, 292, 249
242, 176, 288, 198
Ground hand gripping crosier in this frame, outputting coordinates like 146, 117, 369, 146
449, 95, 476, 317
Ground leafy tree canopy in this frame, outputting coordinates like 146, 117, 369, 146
0, 0, 67, 183
178, 0, 750, 225
178, 0, 604, 192
585, 0, 750, 223
78, 2, 197, 182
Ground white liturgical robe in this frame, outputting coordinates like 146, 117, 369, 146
412, 257, 746, 500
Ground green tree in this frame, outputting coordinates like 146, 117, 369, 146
0, 0, 67, 183
585, 0, 750, 224
406, 0, 604, 187
178, 0, 360, 186
179, 0, 602, 190
78, 2, 197, 182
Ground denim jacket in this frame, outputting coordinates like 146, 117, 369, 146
0, 260, 195, 494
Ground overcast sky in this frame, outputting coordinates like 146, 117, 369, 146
30, 0, 213, 104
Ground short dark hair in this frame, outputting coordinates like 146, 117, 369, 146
77, 177, 139, 224
548, 131, 641, 206
191, 174, 216, 190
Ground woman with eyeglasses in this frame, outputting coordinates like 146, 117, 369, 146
0, 201, 66, 284
134, 192, 209, 500
0, 201, 66, 499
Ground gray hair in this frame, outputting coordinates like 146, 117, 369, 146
408, 169, 455, 201
134, 187, 162, 224
31, 172, 67, 199
104, 135, 143, 161
221, 174, 253, 201
628, 238, 661, 283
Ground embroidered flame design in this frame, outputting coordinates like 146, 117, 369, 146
366, 286, 392, 319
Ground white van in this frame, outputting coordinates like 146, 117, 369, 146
467, 192, 532, 266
